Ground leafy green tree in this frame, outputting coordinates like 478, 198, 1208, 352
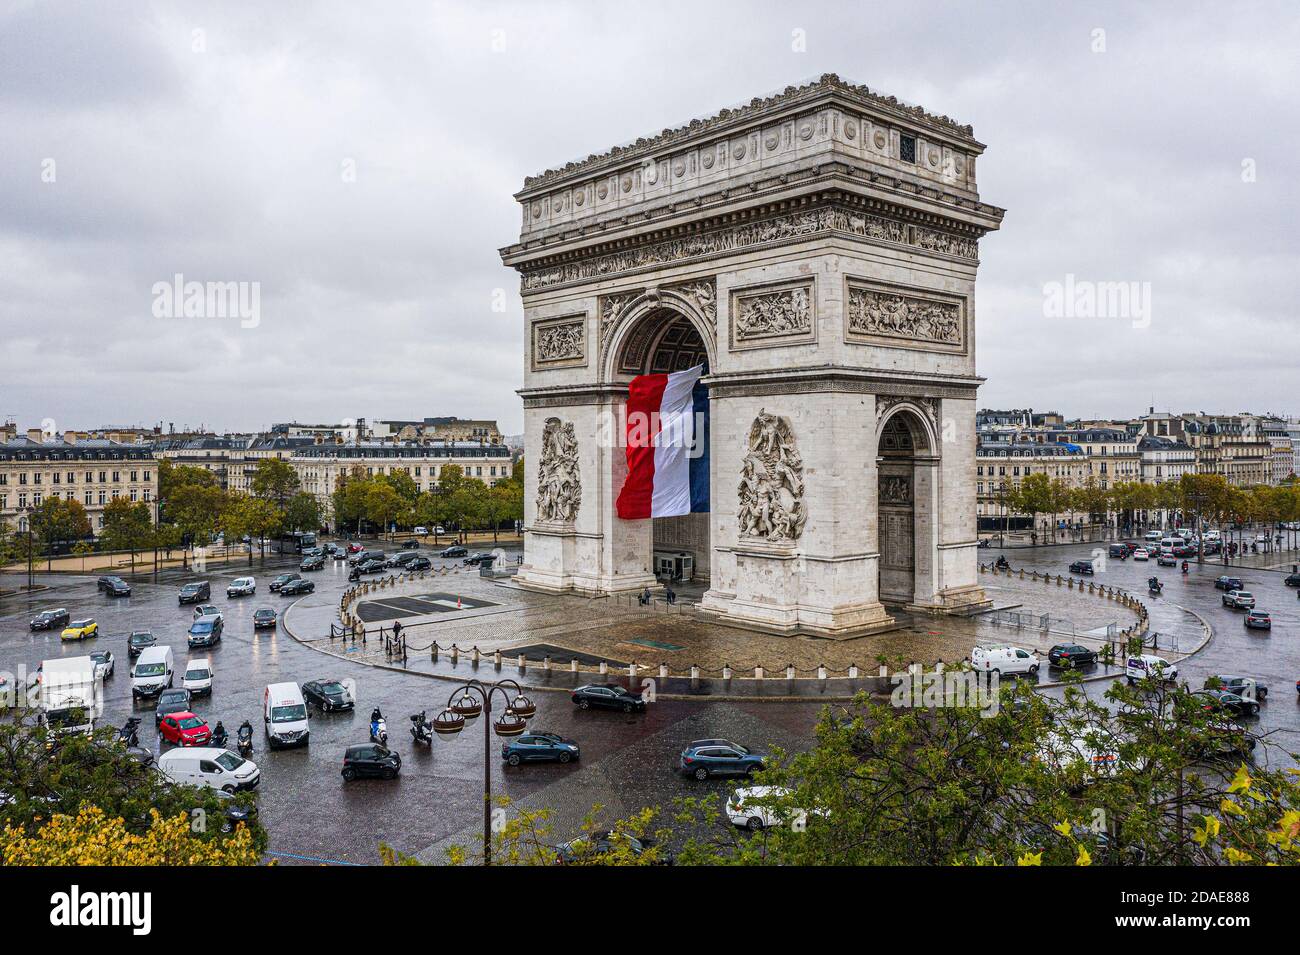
250, 458, 300, 512
99, 499, 154, 575
222, 495, 282, 564
157, 458, 218, 499
165, 483, 229, 547
331, 467, 370, 534
484, 481, 524, 544
282, 491, 323, 535
364, 482, 405, 537
1008, 472, 1052, 541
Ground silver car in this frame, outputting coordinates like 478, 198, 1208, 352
227, 576, 256, 597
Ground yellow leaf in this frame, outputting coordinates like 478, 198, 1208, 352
1220, 799, 1247, 818
1053, 821, 1072, 836
1228, 764, 1253, 794
1016, 851, 1042, 866
1224, 847, 1251, 864
1075, 846, 1092, 867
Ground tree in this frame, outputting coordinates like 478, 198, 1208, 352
282, 491, 323, 535
364, 482, 405, 537
1070, 479, 1111, 535
250, 458, 300, 512
1, 806, 259, 866
157, 458, 218, 499
332, 467, 370, 535
446, 479, 488, 543
484, 481, 524, 544
222, 495, 282, 564
165, 483, 229, 547
29, 497, 93, 567
1008, 473, 1052, 542
99, 499, 154, 575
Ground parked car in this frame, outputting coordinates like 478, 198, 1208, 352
300, 554, 325, 572
571, 683, 647, 712
971, 644, 1039, 675
227, 576, 256, 597
159, 747, 259, 792
1048, 643, 1098, 668
1284, 573, 1300, 588
88, 649, 115, 680
1245, 610, 1271, 630
177, 581, 211, 605
187, 614, 224, 648
398, 539, 421, 549
1132, 548, 1150, 561
60, 618, 99, 641
439, 545, 468, 558
155, 687, 193, 725
1068, 560, 1094, 576
280, 578, 315, 596
502, 732, 580, 765
1223, 590, 1255, 610
301, 679, 354, 712
1191, 689, 1259, 718
405, 556, 432, 571
98, 575, 131, 597
269, 573, 301, 592
412, 527, 429, 536
159, 711, 212, 747
127, 630, 156, 658
1126, 654, 1178, 685
679, 739, 764, 780
553, 830, 663, 865
1205, 676, 1267, 702
1215, 576, 1244, 591
726, 786, 809, 831
182, 660, 214, 695
253, 608, 278, 629
341, 744, 400, 780
29, 608, 70, 631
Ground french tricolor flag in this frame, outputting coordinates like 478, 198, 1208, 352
615, 364, 709, 520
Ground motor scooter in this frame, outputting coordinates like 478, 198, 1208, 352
117, 717, 141, 748
237, 721, 254, 757
410, 710, 432, 745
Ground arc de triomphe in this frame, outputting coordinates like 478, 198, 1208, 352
501, 74, 1004, 637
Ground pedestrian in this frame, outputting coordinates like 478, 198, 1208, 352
640, 586, 651, 606
393, 620, 403, 643
665, 585, 676, 605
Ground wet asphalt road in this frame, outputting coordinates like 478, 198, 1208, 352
3, 539, 1297, 862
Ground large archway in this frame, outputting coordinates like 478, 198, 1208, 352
876, 407, 939, 608
609, 306, 712, 585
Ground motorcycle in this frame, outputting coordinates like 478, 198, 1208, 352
237, 721, 254, 757
995, 556, 1010, 571
210, 723, 229, 749
410, 710, 432, 745
117, 717, 141, 748
1148, 577, 1163, 595
371, 715, 389, 746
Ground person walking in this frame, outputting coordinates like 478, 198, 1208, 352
665, 585, 676, 605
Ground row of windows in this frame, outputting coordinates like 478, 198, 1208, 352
1, 488, 151, 510
0, 470, 152, 486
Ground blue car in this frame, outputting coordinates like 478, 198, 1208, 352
679, 739, 764, 780
501, 732, 580, 766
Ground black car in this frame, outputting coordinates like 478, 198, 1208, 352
405, 556, 432, 571
1068, 560, 1094, 576
341, 744, 401, 780
463, 552, 494, 566
98, 575, 131, 597
1047, 643, 1098, 668
1285, 573, 1300, 588
29, 608, 71, 631
127, 630, 157, 658
554, 831, 666, 865
571, 683, 647, 713
356, 558, 387, 574
1214, 576, 1244, 591
398, 539, 421, 549
269, 573, 301, 592
280, 578, 315, 596
1191, 689, 1259, 718
178, 581, 211, 605
155, 687, 192, 726
302, 679, 354, 712
253, 608, 278, 629
1205, 675, 1268, 702
439, 545, 467, 558
385, 551, 419, 569
299, 555, 325, 572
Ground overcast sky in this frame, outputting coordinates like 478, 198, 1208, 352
2, 0, 1296, 436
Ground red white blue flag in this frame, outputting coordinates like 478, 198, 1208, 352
615, 364, 709, 519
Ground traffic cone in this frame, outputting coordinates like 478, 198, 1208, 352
457, 596, 462, 609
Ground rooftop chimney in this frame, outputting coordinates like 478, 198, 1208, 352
26, 428, 42, 444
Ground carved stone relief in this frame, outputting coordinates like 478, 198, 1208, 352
532, 318, 586, 367
848, 284, 965, 351
731, 281, 813, 347
737, 409, 808, 542
536, 417, 581, 525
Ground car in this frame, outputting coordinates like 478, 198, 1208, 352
355, 558, 387, 575
341, 744, 401, 780
29, 608, 70, 631
502, 732, 580, 765
1205, 676, 1267, 702
97, 575, 131, 597
971, 644, 1039, 676
300, 555, 325, 572
1285, 573, 1300, 588
182, 660, 214, 695
127, 630, 156, 658
463, 552, 495, 566
1191, 689, 1259, 718
348, 549, 381, 565
554, 830, 665, 865
1132, 548, 1150, 561
1245, 610, 1271, 630
327, 544, 347, 559
302, 546, 325, 558
1126, 654, 1178, 685
384, 551, 419, 569
679, 739, 764, 780
405, 556, 432, 571
160, 749, 260, 793
177, 581, 211, 604
187, 614, 224, 648
1107, 544, 1128, 559
725, 786, 813, 831
1048, 643, 1098, 668
346, 542, 366, 554
1144, 531, 1162, 543
269, 573, 301, 592
61, 618, 99, 641
159, 711, 212, 747
253, 608, 278, 629
1156, 553, 1178, 567
227, 576, 256, 597
413, 526, 429, 536
155, 687, 193, 725
1067, 560, 1094, 576
301, 679, 354, 711
88, 649, 115, 680
1215, 576, 1244, 591
439, 545, 468, 558
1223, 590, 1255, 610
280, 578, 315, 596
192, 604, 222, 620
1193, 720, 1257, 761
398, 539, 421, 549
571, 683, 647, 712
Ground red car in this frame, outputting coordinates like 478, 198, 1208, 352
159, 711, 211, 747
347, 542, 365, 554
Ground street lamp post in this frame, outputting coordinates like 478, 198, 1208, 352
432, 678, 536, 865
21, 509, 34, 591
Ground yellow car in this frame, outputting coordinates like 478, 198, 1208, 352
61, 618, 99, 641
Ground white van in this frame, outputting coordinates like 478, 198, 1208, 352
158, 747, 260, 792
971, 644, 1039, 675
264, 682, 310, 748
1126, 654, 1178, 685
131, 645, 175, 698
182, 659, 214, 696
